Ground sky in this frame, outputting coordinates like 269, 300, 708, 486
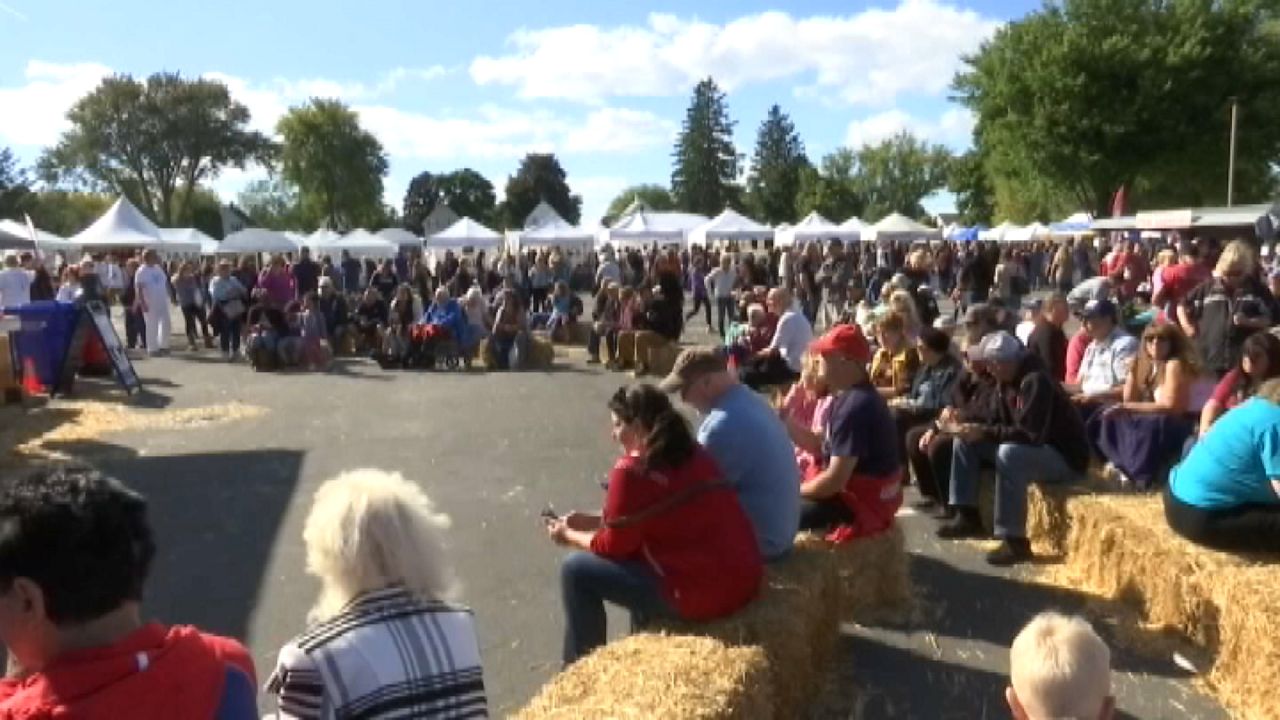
0, 0, 1042, 229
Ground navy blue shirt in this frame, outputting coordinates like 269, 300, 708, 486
824, 382, 900, 477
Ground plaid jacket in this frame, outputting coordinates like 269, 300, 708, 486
266, 586, 488, 719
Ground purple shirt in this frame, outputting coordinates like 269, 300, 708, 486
257, 270, 295, 307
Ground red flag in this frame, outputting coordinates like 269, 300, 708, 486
1110, 185, 1128, 217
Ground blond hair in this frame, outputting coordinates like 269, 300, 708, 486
304, 469, 457, 622
1258, 377, 1280, 405
1215, 239, 1257, 276
887, 290, 922, 334
1009, 612, 1112, 720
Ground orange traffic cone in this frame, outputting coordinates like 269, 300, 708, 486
21, 357, 43, 396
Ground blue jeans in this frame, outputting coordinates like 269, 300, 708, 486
949, 441, 1080, 539
219, 317, 242, 354
560, 551, 672, 665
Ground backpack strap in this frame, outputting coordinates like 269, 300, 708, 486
604, 479, 731, 530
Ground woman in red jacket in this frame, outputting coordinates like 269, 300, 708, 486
546, 384, 763, 665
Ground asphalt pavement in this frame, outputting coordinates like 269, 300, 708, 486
17, 303, 1228, 718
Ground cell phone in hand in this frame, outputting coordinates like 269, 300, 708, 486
540, 505, 559, 522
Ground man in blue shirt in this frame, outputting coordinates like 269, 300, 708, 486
660, 347, 801, 560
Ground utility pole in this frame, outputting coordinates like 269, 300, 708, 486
1228, 97, 1239, 207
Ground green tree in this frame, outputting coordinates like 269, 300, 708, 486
174, 186, 226, 239
671, 78, 741, 215
946, 149, 995, 226
237, 177, 306, 231
402, 168, 497, 229
26, 191, 114, 237
954, 0, 1280, 215
277, 99, 389, 230
39, 72, 272, 226
603, 184, 675, 225
795, 148, 864, 222
854, 132, 952, 220
0, 147, 35, 220
500, 153, 581, 228
745, 105, 809, 224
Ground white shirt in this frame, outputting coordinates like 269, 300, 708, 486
134, 264, 170, 307
707, 267, 736, 298
768, 309, 814, 373
55, 283, 79, 303
0, 267, 32, 308
101, 262, 125, 290
1079, 328, 1139, 396
1016, 320, 1036, 346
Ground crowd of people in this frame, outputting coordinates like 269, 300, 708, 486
2, 229, 1278, 718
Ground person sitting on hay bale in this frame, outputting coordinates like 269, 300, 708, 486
780, 351, 834, 483
889, 326, 962, 470
544, 384, 763, 665
869, 311, 920, 400
938, 332, 1090, 566
297, 292, 333, 372
586, 282, 621, 366
489, 289, 529, 371
352, 287, 388, 355
1090, 322, 1209, 491
798, 324, 903, 543
738, 288, 813, 391
659, 347, 800, 561
1164, 377, 1280, 552
1198, 331, 1280, 439
628, 282, 683, 377
1064, 299, 1138, 429
266, 469, 488, 718
1007, 612, 1115, 720
315, 278, 352, 356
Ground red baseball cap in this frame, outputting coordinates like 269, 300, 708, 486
810, 324, 871, 363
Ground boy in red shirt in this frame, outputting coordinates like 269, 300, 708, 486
0, 466, 257, 719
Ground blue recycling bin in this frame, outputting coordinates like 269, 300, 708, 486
2, 301, 80, 390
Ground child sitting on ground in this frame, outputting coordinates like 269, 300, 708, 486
545, 281, 574, 342
779, 352, 834, 482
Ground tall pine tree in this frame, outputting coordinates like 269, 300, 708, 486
746, 104, 808, 224
671, 78, 740, 216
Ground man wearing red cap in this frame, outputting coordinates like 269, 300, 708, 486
801, 324, 903, 541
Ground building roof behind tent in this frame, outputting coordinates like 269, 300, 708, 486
1190, 202, 1279, 229
1090, 216, 1137, 231
70, 196, 164, 248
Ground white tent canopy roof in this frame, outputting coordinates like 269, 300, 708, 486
318, 229, 398, 258
512, 203, 594, 250
524, 200, 567, 230
0, 224, 31, 250
839, 216, 868, 232
376, 227, 423, 249
305, 229, 343, 249
688, 208, 773, 247
777, 211, 861, 246
0, 219, 71, 250
599, 210, 708, 250
865, 213, 942, 242
979, 220, 1021, 243
427, 217, 504, 251
219, 228, 298, 254
156, 228, 209, 254
1004, 222, 1050, 243
70, 197, 163, 248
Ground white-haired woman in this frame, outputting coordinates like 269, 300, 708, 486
265, 470, 488, 719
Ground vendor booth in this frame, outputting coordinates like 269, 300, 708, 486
687, 208, 774, 249
426, 217, 504, 255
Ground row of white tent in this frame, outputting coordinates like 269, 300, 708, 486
5, 195, 957, 260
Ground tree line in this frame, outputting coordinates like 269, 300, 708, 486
1, 0, 1276, 238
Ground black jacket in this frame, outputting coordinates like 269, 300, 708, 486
977, 355, 1090, 473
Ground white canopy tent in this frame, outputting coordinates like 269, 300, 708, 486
319, 229, 398, 259
777, 211, 860, 246
0, 219, 72, 251
598, 210, 707, 250
1003, 222, 1050, 243
219, 228, 298, 255
426, 217, 504, 253
376, 227, 423, 250
155, 228, 210, 255
69, 197, 164, 249
510, 202, 594, 253
305, 229, 343, 251
687, 208, 774, 248
978, 221, 1020, 243
865, 213, 942, 244
0, 225, 31, 251
839, 216, 868, 238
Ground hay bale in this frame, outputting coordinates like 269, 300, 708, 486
1029, 491, 1280, 720
794, 524, 911, 624
647, 341, 680, 376
515, 634, 771, 720
654, 544, 840, 717
565, 321, 590, 345
527, 336, 555, 370
1026, 483, 1077, 556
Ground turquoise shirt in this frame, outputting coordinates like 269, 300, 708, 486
1170, 397, 1280, 509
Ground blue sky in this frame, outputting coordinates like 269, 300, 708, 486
0, 0, 1041, 228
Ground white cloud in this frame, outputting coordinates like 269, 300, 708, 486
0, 60, 112, 147
563, 108, 677, 154
845, 107, 974, 149
470, 1, 1001, 106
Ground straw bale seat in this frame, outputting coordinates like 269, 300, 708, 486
1027, 486, 1280, 720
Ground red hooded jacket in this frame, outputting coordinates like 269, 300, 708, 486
0, 623, 256, 720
